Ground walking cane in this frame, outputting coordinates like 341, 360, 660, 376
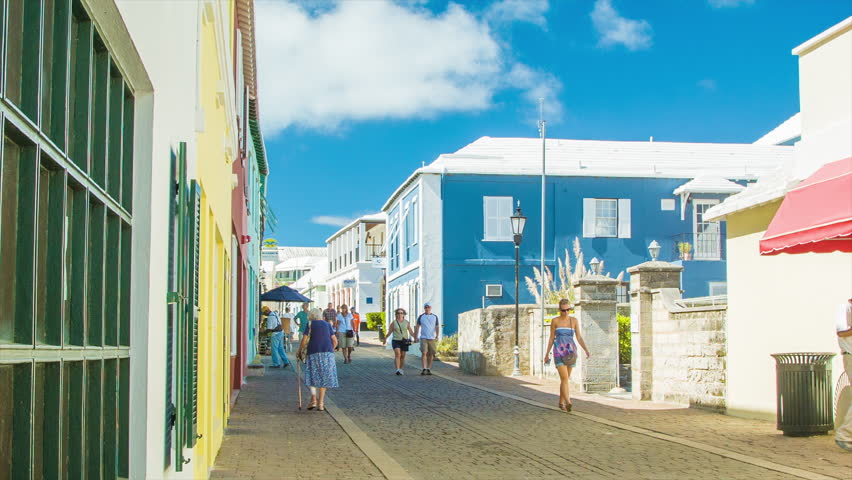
296, 354, 303, 410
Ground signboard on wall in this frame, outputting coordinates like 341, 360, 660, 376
342, 279, 357, 288
371, 257, 387, 269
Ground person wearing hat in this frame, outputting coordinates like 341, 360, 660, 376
263, 305, 290, 368
415, 303, 440, 375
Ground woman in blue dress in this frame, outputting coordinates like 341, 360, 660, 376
544, 299, 590, 412
296, 309, 339, 411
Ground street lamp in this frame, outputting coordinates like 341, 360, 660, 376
648, 240, 661, 261
510, 202, 527, 377
589, 257, 600, 275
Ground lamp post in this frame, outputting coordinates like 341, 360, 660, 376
510, 202, 527, 377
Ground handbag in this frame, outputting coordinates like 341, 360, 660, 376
396, 320, 412, 345
346, 330, 355, 338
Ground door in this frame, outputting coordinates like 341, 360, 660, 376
693, 199, 721, 260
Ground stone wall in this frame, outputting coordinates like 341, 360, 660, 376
458, 305, 533, 376
629, 261, 727, 410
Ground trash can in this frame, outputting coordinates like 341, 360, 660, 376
771, 352, 836, 436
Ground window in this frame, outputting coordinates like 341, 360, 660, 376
694, 199, 721, 260
0, 3, 135, 476
583, 198, 631, 238
483, 196, 513, 241
709, 282, 727, 296
366, 297, 373, 305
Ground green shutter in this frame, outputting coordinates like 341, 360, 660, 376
185, 180, 201, 447
164, 148, 177, 468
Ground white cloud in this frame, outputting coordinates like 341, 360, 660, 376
256, 0, 561, 134
590, 0, 652, 51
485, 0, 549, 28
506, 64, 563, 120
311, 215, 353, 227
698, 78, 717, 90
708, 0, 755, 7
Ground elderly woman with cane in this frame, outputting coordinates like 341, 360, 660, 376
296, 308, 339, 411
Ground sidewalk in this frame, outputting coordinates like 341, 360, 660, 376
425, 358, 850, 479
211, 356, 384, 480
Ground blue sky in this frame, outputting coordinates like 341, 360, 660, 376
254, 0, 851, 247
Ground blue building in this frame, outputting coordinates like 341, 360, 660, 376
382, 137, 793, 334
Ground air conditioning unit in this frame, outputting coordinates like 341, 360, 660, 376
485, 284, 503, 298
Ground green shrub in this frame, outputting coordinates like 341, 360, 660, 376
365, 312, 386, 333
617, 313, 631, 365
437, 334, 458, 357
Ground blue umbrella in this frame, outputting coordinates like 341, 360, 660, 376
260, 285, 312, 303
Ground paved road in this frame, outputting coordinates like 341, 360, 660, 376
213, 342, 847, 480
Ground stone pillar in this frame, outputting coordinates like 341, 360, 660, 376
627, 261, 683, 401
572, 275, 619, 393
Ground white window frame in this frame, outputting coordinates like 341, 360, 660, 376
594, 198, 618, 238
583, 198, 631, 239
483, 196, 514, 241
709, 282, 727, 297
411, 197, 418, 246
693, 199, 721, 261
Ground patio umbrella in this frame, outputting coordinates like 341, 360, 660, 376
260, 285, 312, 303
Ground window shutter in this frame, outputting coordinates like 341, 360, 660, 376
618, 199, 631, 238
582, 198, 595, 238
500, 197, 513, 240
164, 149, 177, 469
483, 197, 495, 240
185, 180, 201, 447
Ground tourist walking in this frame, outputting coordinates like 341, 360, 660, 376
351, 308, 361, 346
263, 306, 290, 368
282, 306, 294, 352
295, 302, 310, 342
415, 303, 441, 375
835, 298, 852, 451
543, 299, 590, 412
335, 304, 356, 364
323, 303, 337, 329
384, 308, 416, 375
297, 309, 339, 411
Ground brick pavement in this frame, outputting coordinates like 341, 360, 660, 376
210, 356, 384, 480
212, 340, 850, 480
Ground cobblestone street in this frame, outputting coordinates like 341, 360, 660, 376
212, 339, 850, 480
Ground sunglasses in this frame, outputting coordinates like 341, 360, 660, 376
395, 311, 405, 315
560, 308, 573, 312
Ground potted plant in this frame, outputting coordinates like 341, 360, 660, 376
678, 242, 693, 260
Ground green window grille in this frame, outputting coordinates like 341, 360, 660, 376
0, 1, 134, 478
165, 142, 201, 471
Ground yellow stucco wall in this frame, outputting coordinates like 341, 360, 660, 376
194, 3, 235, 477
726, 201, 852, 420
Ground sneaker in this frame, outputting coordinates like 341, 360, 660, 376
836, 440, 852, 452
421, 369, 427, 375
395, 370, 402, 376
426, 369, 432, 375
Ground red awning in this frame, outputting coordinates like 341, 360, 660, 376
760, 157, 852, 255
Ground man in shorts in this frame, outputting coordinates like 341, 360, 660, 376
415, 303, 440, 375
335, 304, 356, 364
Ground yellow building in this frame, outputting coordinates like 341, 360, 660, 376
194, 1, 238, 476
707, 18, 852, 420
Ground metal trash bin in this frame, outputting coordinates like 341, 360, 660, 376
771, 352, 836, 436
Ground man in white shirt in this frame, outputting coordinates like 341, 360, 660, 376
835, 298, 852, 452
263, 306, 290, 368
415, 303, 440, 376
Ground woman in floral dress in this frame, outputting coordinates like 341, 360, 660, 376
296, 309, 339, 411
544, 299, 591, 412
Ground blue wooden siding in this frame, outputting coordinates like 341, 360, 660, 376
439, 174, 732, 334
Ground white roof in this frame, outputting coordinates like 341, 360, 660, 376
704, 170, 798, 221
290, 263, 330, 291
274, 256, 327, 272
325, 212, 387, 244
383, 136, 793, 210
754, 113, 801, 146
792, 17, 852, 56
673, 176, 746, 195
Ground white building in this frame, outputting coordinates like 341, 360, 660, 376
259, 246, 327, 291
325, 213, 387, 314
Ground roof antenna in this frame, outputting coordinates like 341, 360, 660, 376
421, 161, 425, 168
649, 136, 654, 142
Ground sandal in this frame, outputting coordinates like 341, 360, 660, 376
565, 403, 572, 413
307, 399, 317, 410
558, 402, 567, 412
318, 405, 326, 411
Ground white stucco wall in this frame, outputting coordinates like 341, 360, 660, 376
114, 1, 201, 477
726, 203, 852, 420
794, 23, 852, 179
